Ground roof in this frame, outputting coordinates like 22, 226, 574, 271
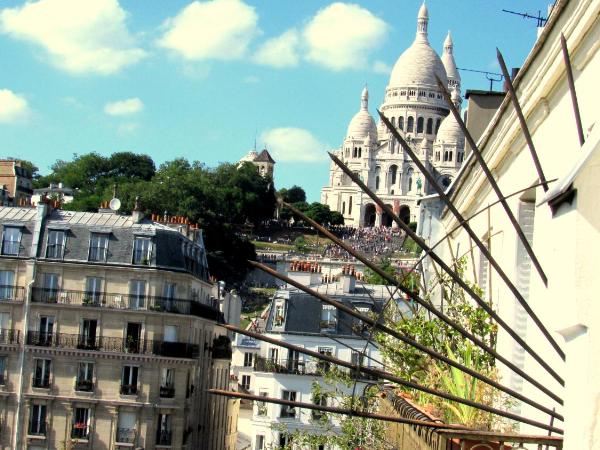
464, 89, 505, 98
254, 149, 275, 164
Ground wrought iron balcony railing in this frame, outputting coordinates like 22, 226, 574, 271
116, 428, 136, 443
120, 384, 138, 396
0, 328, 20, 344
26, 331, 199, 359
160, 386, 175, 398
30, 287, 224, 322
156, 430, 172, 446
254, 357, 321, 376
75, 379, 94, 392
0, 285, 25, 301
71, 423, 90, 439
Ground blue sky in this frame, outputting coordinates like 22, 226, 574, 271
0, 0, 552, 201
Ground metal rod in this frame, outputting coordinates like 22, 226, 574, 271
223, 323, 564, 434
496, 48, 549, 192
328, 148, 566, 382
560, 33, 585, 147
372, 112, 566, 364
250, 260, 563, 420
436, 76, 548, 287
208, 388, 467, 430
285, 200, 563, 405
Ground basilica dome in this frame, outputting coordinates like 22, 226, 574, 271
436, 89, 464, 144
346, 86, 377, 141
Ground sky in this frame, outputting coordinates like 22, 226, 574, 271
0, 0, 553, 201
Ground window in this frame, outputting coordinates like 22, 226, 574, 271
279, 434, 292, 448
435, 151, 440, 161
417, 117, 424, 134
163, 325, 177, 343
390, 165, 398, 185
268, 347, 279, 362
76, 362, 94, 392
256, 390, 268, 416
390, 117, 395, 127
407, 116, 414, 133
46, 230, 65, 259
320, 306, 337, 332
318, 347, 333, 371
351, 351, 365, 367
129, 280, 146, 309
312, 392, 327, 421
341, 201, 345, 215
84, 277, 102, 305
29, 404, 47, 436
33, 359, 51, 388
375, 176, 380, 190
241, 375, 251, 391
0, 355, 6, 384
273, 302, 285, 327
280, 391, 297, 418
255, 434, 265, 450
125, 322, 142, 353
418, 90, 426, 97
38, 315, 54, 345
426, 118, 433, 134
349, 196, 353, 215
42, 273, 59, 302
156, 414, 172, 445
160, 368, 175, 398
79, 319, 97, 350
133, 237, 152, 265
163, 282, 176, 310
435, 118, 441, 133
88, 233, 108, 262
1, 227, 21, 255
243, 352, 253, 367
121, 365, 139, 395
71, 407, 91, 439
117, 412, 137, 443
0, 270, 15, 299
398, 116, 404, 130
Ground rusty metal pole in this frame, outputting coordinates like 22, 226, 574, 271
560, 33, 585, 147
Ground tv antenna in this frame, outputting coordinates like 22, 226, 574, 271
502, 9, 548, 27
457, 67, 504, 92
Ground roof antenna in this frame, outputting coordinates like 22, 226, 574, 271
502, 9, 548, 27
254, 129, 257, 152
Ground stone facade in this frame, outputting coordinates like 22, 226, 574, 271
0, 204, 233, 450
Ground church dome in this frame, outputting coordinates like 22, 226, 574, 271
346, 86, 377, 141
388, 3, 447, 89
436, 88, 464, 144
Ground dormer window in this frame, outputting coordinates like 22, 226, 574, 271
320, 305, 337, 332
1, 227, 21, 256
273, 301, 285, 327
46, 230, 66, 259
132, 237, 153, 265
89, 233, 108, 262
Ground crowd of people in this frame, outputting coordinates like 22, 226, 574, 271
324, 226, 406, 259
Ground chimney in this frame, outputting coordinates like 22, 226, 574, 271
287, 260, 322, 288
340, 264, 356, 293
132, 196, 144, 223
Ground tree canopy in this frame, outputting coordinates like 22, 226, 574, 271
36, 153, 276, 285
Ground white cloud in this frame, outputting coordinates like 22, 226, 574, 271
158, 0, 258, 61
253, 29, 300, 68
0, 0, 146, 75
260, 127, 327, 163
303, 3, 388, 71
0, 89, 30, 123
373, 60, 391, 74
104, 97, 143, 116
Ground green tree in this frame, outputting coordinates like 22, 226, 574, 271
363, 258, 397, 285
278, 185, 306, 203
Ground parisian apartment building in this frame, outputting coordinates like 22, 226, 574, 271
0, 200, 235, 450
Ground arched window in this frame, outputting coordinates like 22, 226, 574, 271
345, 148, 349, 157
358, 147, 362, 157
390, 165, 398, 185
407, 116, 414, 133
398, 117, 404, 130
435, 118, 441, 134
375, 176, 380, 190
390, 117, 396, 127
417, 117, 424, 134
449, 151, 453, 162
408, 176, 413, 191
342, 202, 346, 215
435, 151, 440, 161
426, 118, 433, 134
352, 147, 356, 158
349, 196, 353, 214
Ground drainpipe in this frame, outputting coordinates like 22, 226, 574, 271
14, 201, 46, 449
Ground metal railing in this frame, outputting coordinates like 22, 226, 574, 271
254, 357, 321, 376
75, 379, 94, 392
32, 376, 51, 389
71, 423, 90, 439
116, 428, 136, 443
0, 285, 25, 301
30, 287, 224, 322
26, 331, 199, 358
156, 430, 172, 446
160, 386, 175, 398
120, 384, 138, 396
0, 328, 20, 344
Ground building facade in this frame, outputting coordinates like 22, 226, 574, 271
321, 4, 465, 227
419, 0, 600, 447
245, 264, 411, 450
239, 149, 275, 178
0, 160, 33, 207
0, 202, 233, 450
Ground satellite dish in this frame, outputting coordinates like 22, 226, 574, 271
109, 198, 121, 211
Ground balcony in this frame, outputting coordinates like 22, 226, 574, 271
156, 430, 172, 446
116, 428, 136, 444
254, 357, 321, 376
120, 384, 138, 396
26, 331, 199, 359
0, 285, 25, 301
0, 328, 20, 344
160, 386, 175, 398
71, 423, 90, 440
31, 287, 224, 322
75, 379, 94, 392
32, 376, 51, 389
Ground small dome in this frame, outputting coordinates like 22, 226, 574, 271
346, 87, 377, 141
436, 111, 464, 145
